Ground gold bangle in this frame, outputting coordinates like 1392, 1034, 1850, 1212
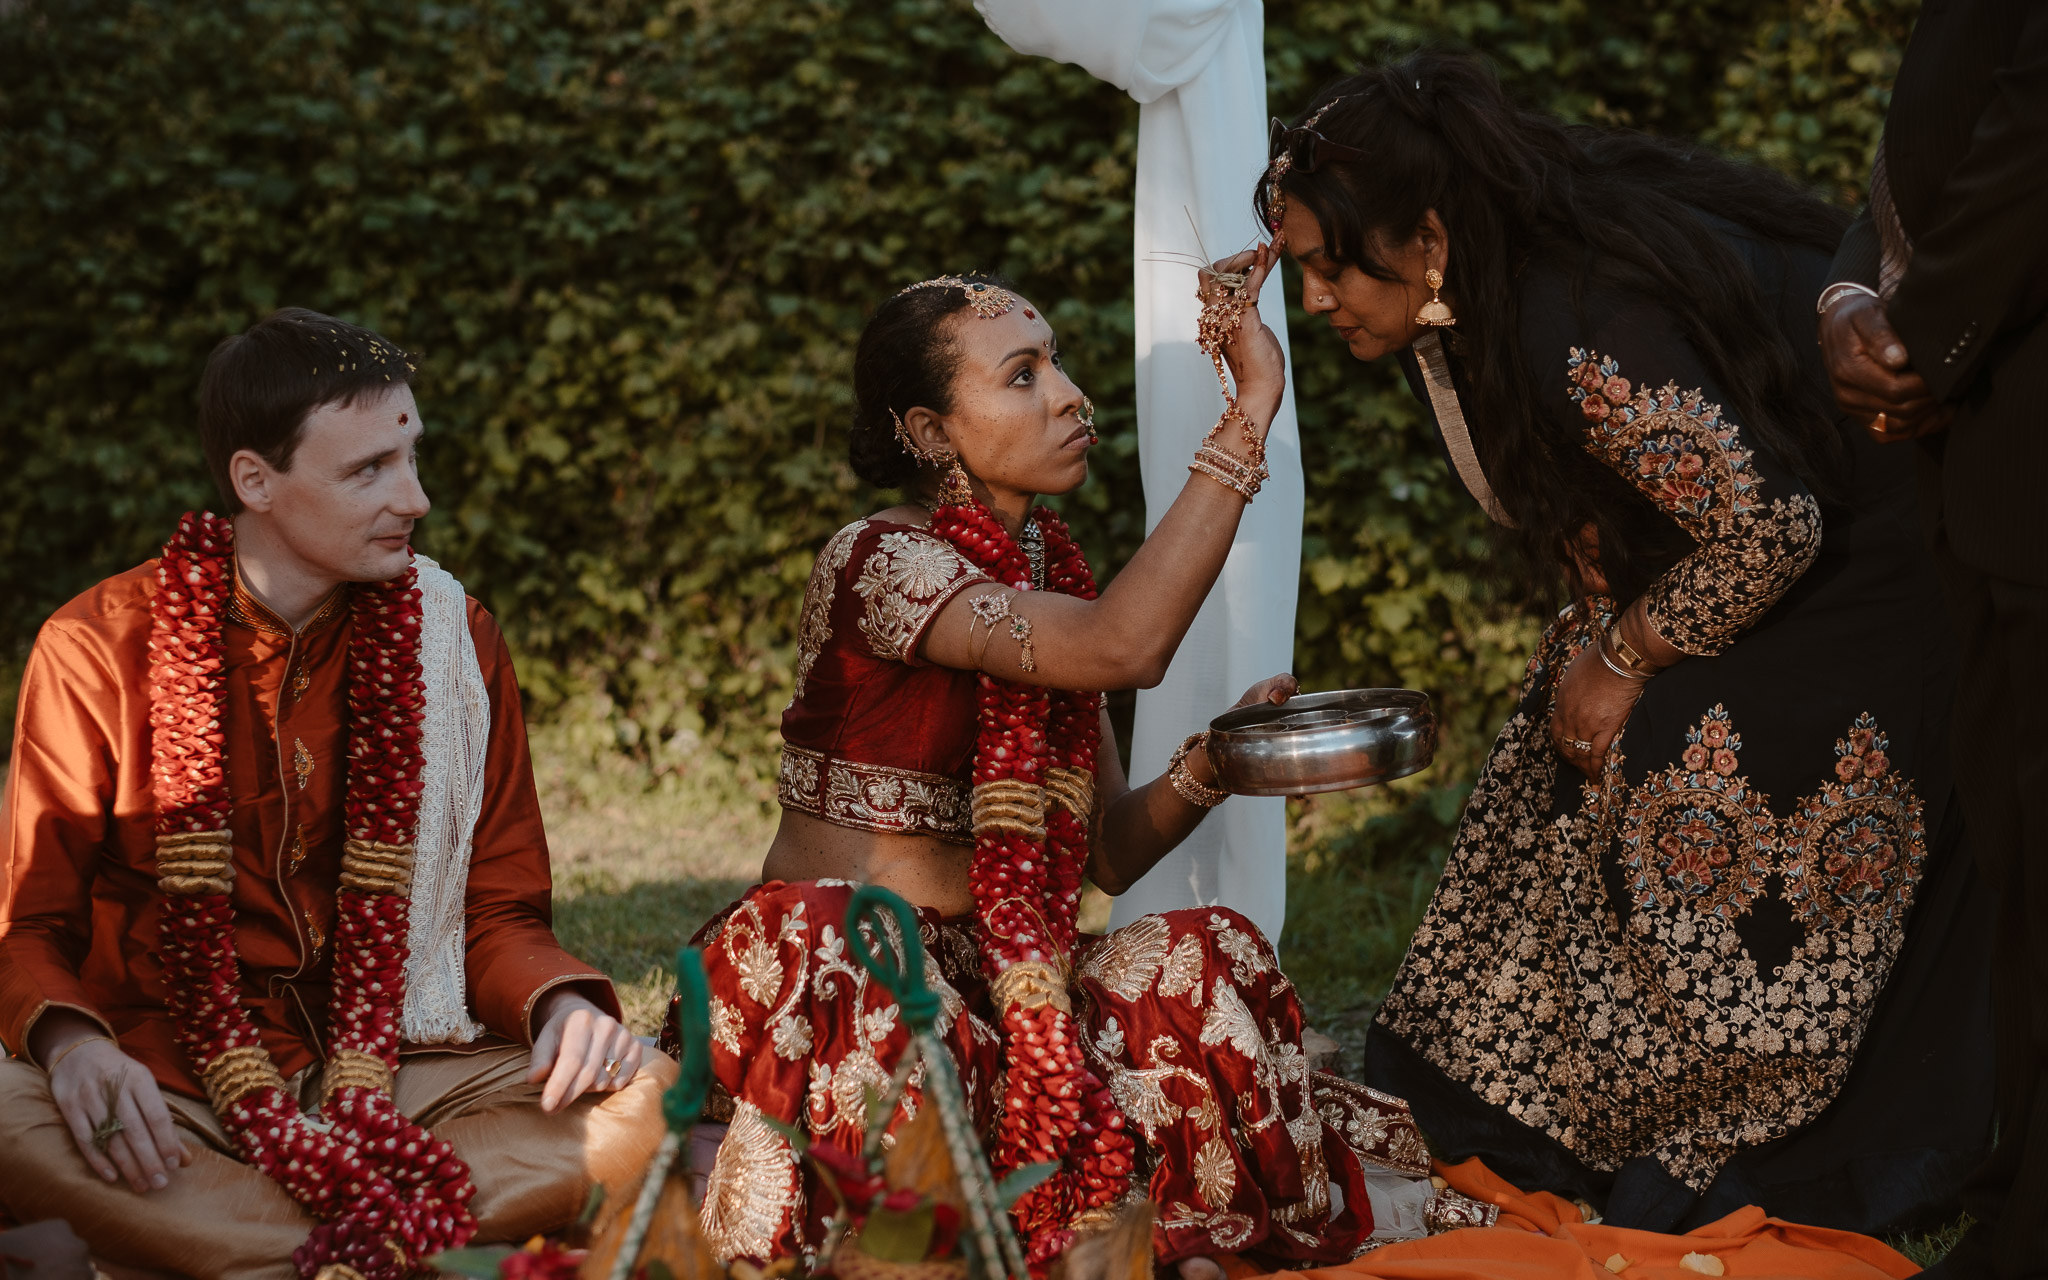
1605, 624, 1655, 675
45, 1034, 114, 1075
1597, 644, 1652, 682
1166, 732, 1229, 809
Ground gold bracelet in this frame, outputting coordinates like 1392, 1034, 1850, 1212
45, 1034, 114, 1075
1597, 644, 1652, 682
1604, 624, 1656, 676
1188, 445, 1267, 502
1166, 732, 1229, 809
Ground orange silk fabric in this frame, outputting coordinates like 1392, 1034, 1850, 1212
0, 560, 617, 1100
1233, 1158, 1919, 1280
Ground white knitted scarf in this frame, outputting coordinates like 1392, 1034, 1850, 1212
400, 554, 491, 1043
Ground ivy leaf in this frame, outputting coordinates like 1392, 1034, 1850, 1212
858, 1204, 936, 1263
993, 1163, 1057, 1210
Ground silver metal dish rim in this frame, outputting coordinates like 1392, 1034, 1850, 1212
1205, 687, 1437, 797
1207, 687, 1433, 737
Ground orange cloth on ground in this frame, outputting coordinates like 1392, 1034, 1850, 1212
0, 561, 618, 1100
1224, 1159, 1918, 1280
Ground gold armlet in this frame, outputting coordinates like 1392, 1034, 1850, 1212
968, 589, 1036, 673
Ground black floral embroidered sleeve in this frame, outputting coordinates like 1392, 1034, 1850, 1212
1558, 342, 1821, 656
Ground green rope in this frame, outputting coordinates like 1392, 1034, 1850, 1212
610, 947, 711, 1280
845, 883, 942, 1031
663, 946, 713, 1135
843, 886, 1029, 1280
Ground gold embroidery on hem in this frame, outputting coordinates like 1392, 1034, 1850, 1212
776, 746, 971, 843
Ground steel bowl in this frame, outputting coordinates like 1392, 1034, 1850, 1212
1204, 688, 1436, 797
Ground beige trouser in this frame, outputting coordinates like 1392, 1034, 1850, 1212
0, 1044, 678, 1280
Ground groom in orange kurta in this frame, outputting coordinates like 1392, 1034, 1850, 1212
0, 309, 671, 1279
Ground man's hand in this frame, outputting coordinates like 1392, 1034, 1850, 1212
1819, 293, 1948, 441
34, 1014, 192, 1194
527, 988, 642, 1113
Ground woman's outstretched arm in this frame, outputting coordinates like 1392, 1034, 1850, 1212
918, 246, 1287, 692
1085, 675, 1297, 896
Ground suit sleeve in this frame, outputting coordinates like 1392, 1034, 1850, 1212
1541, 297, 1824, 657
1827, 207, 1884, 293
0, 626, 121, 1060
1890, 5, 2048, 400
460, 601, 621, 1041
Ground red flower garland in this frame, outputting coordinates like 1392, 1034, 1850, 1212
148, 512, 476, 1279
925, 502, 1135, 1268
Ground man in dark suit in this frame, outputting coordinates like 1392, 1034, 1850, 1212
1819, 2, 2047, 1274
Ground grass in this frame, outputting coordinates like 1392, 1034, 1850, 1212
536, 728, 774, 1034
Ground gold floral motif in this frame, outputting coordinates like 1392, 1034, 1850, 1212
1197, 978, 1268, 1071
1565, 349, 1821, 656
1157, 934, 1205, 1004
778, 746, 970, 843
1104, 1062, 1185, 1142
1312, 1075, 1433, 1177
770, 1012, 814, 1060
1091, 1013, 1126, 1061
290, 664, 312, 701
1378, 662, 1931, 1189
709, 995, 745, 1055
790, 520, 867, 705
732, 910, 787, 1005
852, 530, 984, 661
1207, 914, 1273, 984
1159, 1205, 1253, 1252
703, 1100, 802, 1262
1191, 1135, 1237, 1208
1077, 914, 1171, 1001
293, 737, 314, 791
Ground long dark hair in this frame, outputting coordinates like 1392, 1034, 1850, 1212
1258, 51, 1849, 601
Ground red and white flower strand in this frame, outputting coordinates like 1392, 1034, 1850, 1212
148, 511, 476, 1279
926, 501, 1135, 1268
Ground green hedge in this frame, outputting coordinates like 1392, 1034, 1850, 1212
0, 0, 1915, 827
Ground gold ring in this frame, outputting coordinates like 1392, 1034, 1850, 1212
91, 1113, 125, 1155
602, 1057, 621, 1078
1565, 738, 1594, 753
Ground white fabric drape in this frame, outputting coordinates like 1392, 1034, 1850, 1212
402, 554, 491, 1044
974, 0, 1299, 944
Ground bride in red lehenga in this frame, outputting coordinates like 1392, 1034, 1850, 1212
660, 260, 1492, 1274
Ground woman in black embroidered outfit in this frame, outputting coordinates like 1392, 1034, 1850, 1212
1257, 52, 1995, 1235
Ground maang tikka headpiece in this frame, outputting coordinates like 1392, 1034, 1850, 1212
1261, 95, 1361, 233
896, 274, 1017, 320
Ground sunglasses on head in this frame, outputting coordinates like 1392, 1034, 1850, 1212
1268, 115, 1365, 174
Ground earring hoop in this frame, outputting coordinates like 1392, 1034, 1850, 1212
1415, 268, 1456, 327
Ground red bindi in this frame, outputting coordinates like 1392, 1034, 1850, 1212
1024, 308, 1036, 320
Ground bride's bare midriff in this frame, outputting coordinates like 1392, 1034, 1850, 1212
760, 809, 976, 918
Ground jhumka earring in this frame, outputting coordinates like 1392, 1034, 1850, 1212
1415, 268, 1456, 327
938, 455, 976, 507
